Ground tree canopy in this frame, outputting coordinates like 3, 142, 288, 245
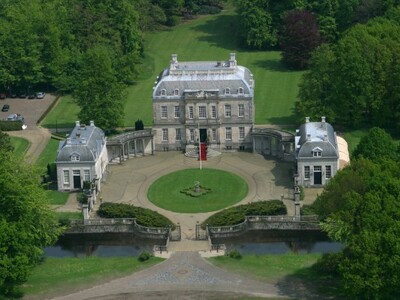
0, 133, 62, 297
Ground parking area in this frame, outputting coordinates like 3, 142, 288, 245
0, 94, 57, 128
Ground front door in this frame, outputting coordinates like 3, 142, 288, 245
313, 166, 322, 185
73, 175, 81, 189
200, 128, 207, 143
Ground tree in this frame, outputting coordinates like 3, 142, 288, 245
73, 46, 126, 130
0, 130, 14, 153
353, 127, 398, 161
135, 119, 144, 131
312, 158, 400, 299
0, 150, 62, 297
280, 9, 324, 69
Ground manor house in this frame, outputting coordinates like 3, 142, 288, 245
152, 53, 254, 152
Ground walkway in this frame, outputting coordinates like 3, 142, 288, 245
97, 151, 294, 249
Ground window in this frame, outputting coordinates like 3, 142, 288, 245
188, 106, 193, 119
238, 104, 244, 117
189, 129, 195, 141
176, 128, 181, 141
162, 128, 168, 141
199, 106, 206, 118
84, 170, 90, 182
239, 127, 245, 140
225, 88, 230, 94
314, 166, 321, 172
71, 154, 80, 161
224, 105, 231, 117
326, 165, 332, 179
225, 127, 232, 140
161, 89, 166, 96
304, 166, 310, 179
174, 89, 179, 96
161, 106, 167, 118
174, 106, 180, 118
238, 87, 244, 94
211, 105, 217, 118
313, 151, 322, 157
63, 170, 70, 184
212, 129, 217, 141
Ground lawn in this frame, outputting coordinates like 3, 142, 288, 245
209, 253, 341, 298
42, 7, 302, 128
46, 190, 69, 205
35, 137, 60, 173
10, 136, 30, 156
147, 168, 248, 213
22, 256, 163, 298
40, 95, 79, 128
55, 211, 83, 220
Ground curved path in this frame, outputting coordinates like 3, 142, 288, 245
99, 151, 294, 243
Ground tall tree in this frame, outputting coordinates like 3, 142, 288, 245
73, 46, 125, 130
0, 149, 61, 297
280, 9, 324, 69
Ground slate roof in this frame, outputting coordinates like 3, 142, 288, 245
153, 54, 254, 98
56, 122, 106, 163
296, 120, 338, 158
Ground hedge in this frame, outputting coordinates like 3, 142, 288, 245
0, 120, 23, 131
97, 202, 174, 228
202, 200, 287, 227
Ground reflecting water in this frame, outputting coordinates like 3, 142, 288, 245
44, 231, 343, 257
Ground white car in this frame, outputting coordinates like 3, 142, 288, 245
36, 92, 45, 99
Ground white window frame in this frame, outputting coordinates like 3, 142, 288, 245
71, 155, 80, 161
224, 105, 231, 118
238, 87, 244, 94
239, 127, 245, 140
188, 106, 194, 119
198, 106, 206, 119
63, 170, 70, 184
161, 89, 166, 96
304, 166, 310, 179
84, 169, 90, 182
225, 127, 232, 140
174, 106, 180, 118
211, 105, 217, 118
225, 88, 230, 95
325, 165, 332, 179
161, 106, 167, 119
238, 104, 244, 117
175, 128, 181, 141
174, 89, 179, 96
212, 129, 217, 141
313, 151, 322, 157
162, 128, 168, 141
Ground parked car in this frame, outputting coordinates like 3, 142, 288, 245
36, 92, 45, 99
28, 93, 36, 99
10, 93, 17, 98
18, 93, 27, 98
0, 93, 6, 99
2, 104, 10, 112
7, 113, 24, 122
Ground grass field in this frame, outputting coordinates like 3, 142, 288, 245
22, 256, 163, 298
55, 211, 83, 220
42, 8, 302, 128
147, 168, 248, 213
46, 190, 69, 205
209, 253, 341, 298
35, 137, 60, 173
10, 136, 30, 156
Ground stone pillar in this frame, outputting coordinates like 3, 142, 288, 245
294, 186, 301, 219
252, 136, 256, 153
142, 139, 146, 156
134, 139, 137, 156
127, 141, 130, 159
82, 204, 89, 220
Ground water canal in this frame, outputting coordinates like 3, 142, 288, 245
44, 231, 342, 257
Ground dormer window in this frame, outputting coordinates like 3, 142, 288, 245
312, 147, 323, 157
161, 89, 166, 96
174, 89, 179, 96
225, 88, 230, 95
238, 87, 244, 94
71, 154, 80, 161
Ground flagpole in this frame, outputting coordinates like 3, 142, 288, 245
198, 123, 202, 170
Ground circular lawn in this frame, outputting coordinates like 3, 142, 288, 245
147, 168, 248, 213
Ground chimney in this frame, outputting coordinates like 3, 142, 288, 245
90, 120, 94, 127
307, 134, 311, 141
305, 117, 310, 123
321, 116, 326, 123
229, 53, 236, 67
324, 134, 328, 141
170, 54, 178, 70
81, 138, 86, 144
75, 120, 80, 127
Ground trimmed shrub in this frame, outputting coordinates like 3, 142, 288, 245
202, 200, 287, 227
226, 249, 242, 259
299, 185, 305, 200
301, 204, 315, 215
98, 202, 174, 228
0, 120, 23, 131
138, 251, 153, 262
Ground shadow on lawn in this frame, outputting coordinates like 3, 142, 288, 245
276, 270, 345, 300
264, 115, 298, 127
252, 58, 299, 73
191, 14, 241, 51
